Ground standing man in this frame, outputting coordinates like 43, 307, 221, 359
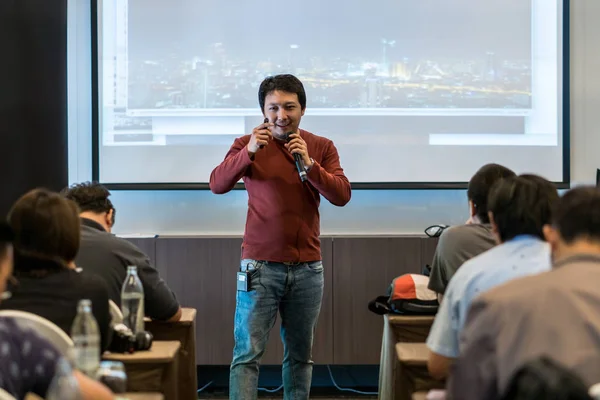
210, 74, 351, 399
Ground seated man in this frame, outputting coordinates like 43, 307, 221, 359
427, 163, 516, 299
426, 174, 559, 380
63, 182, 181, 322
0, 221, 114, 400
448, 186, 600, 400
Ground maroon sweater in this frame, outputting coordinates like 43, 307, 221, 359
210, 129, 351, 262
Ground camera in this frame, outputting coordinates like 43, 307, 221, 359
108, 323, 153, 354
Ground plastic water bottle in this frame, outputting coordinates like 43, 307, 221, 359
46, 357, 82, 400
70, 299, 100, 378
121, 265, 145, 334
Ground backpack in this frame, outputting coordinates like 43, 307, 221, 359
368, 273, 439, 315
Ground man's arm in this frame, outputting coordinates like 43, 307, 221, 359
119, 240, 181, 321
306, 141, 351, 206
428, 253, 449, 295
427, 228, 460, 295
74, 371, 115, 400
426, 279, 460, 380
447, 297, 499, 400
209, 137, 253, 194
131, 251, 182, 322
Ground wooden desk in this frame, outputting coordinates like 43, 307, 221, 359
396, 342, 429, 366
103, 341, 180, 400
378, 315, 434, 400
393, 342, 444, 400
412, 390, 446, 400
122, 393, 164, 400
145, 308, 197, 400
27, 389, 165, 400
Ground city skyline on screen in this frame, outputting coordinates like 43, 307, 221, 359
125, 0, 533, 110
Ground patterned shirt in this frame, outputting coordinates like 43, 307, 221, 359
0, 316, 60, 399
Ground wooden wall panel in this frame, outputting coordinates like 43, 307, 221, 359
149, 236, 438, 365
331, 237, 423, 364
312, 237, 334, 364
420, 237, 440, 271
155, 237, 243, 365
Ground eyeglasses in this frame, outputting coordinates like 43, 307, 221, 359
425, 225, 449, 238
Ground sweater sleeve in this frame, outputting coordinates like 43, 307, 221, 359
209, 137, 253, 194
306, 140, 351, 206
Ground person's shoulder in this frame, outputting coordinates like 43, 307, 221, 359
438, 224, 493, 248
81, 223, 111, 240
476, 267, 550, 307
443, 249, 489, 296
0, 316, 55, 347
0, 315, 19, 332
111, 234, 148, 254
81, 224, 121, 247
456, 237, 511, 273
301, 129, 333, 146
445, 223, 493, 239
234, 134, 251, 146
73, 269, 110, 297
437, 224, 478, 246
92, 232, 149, 261
447, 236, 516, 291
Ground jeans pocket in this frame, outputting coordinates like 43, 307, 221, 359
241, 259, 264, 278
306, 261, 324, 273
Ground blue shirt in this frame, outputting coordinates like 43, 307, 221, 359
426, 235, 551, 358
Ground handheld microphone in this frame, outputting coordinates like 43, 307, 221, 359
285, 132, 307, 182
259, 117, 269, 149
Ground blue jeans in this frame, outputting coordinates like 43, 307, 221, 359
229, 260, 325, 400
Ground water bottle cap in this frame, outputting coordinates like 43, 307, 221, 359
127, 266, 138, 273
78, 299, 92, 307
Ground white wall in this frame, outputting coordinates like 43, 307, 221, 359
570, 0, 600, 183
67, 0, 599, 236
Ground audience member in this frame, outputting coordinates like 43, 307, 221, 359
448, 186, 600, 400
63, 182, 181, 322
0, 221, 113, 400
428, 163, 516, 298
0, 189, 112, 352
426, 174, 558, 379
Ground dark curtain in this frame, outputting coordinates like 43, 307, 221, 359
0, 0, 68, 216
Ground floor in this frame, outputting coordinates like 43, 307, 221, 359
195, 365, 379, 399
197, 388, 378, 399
198, 397, 377, 399
197, 387, 378, 399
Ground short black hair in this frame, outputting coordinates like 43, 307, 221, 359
258, 74, 306, 111
488, 174, 559, 242
552, 186, 600, 244
0, 221, 14, 260
501, 356, 592, 400
467, 163, 517, 223
62, 181, 113, 214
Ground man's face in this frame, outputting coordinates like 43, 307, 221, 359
263, 90, 305, 140
0, 245, 14, 301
